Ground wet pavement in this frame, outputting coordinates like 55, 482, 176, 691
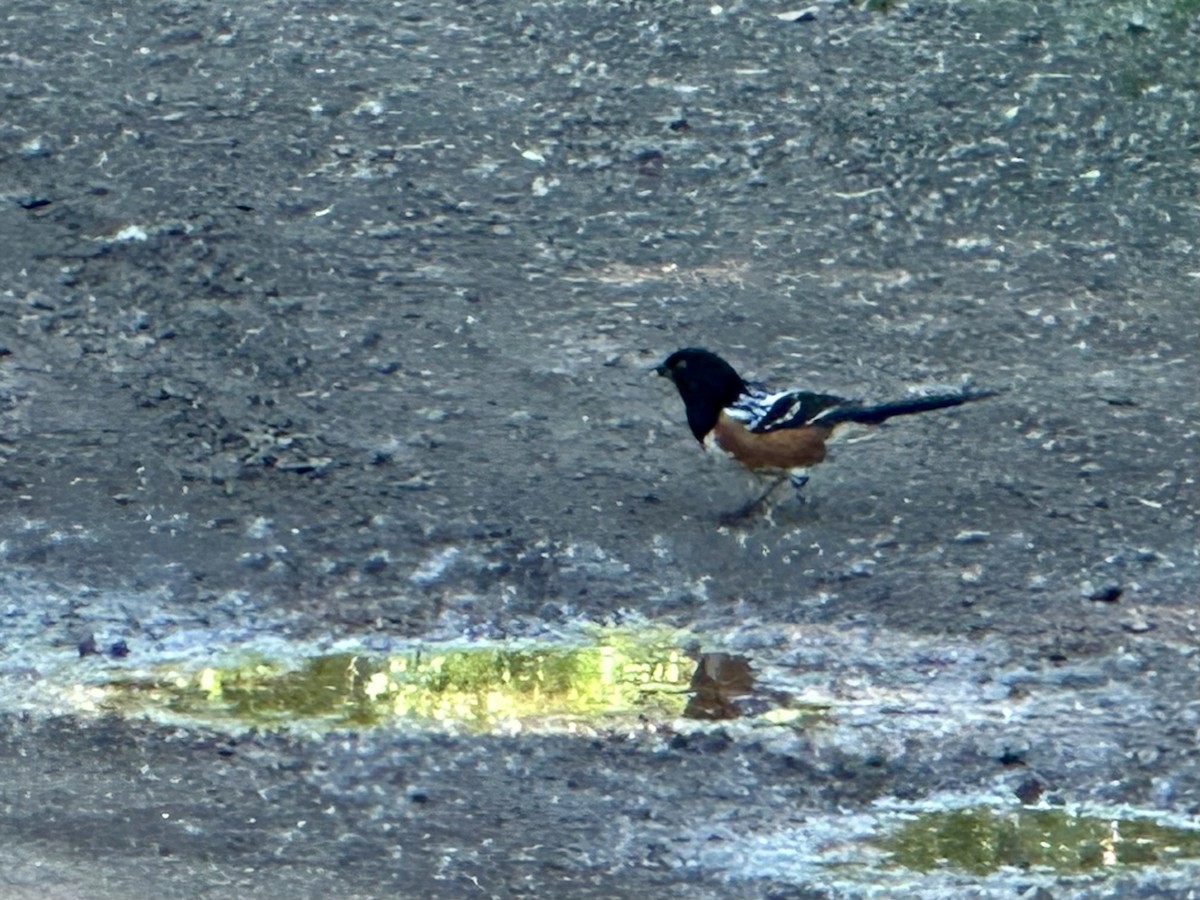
2, 0, 1200, 896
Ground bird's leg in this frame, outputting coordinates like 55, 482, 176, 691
720, 474, 786, 524
789, 468, 810, 503
786, 468, 821, 517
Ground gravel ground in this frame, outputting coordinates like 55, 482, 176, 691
2, 0, 1199, 897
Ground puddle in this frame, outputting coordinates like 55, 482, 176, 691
883, 806, 1200, 875
83, 629, 825, 735
718, 801, 1200, 894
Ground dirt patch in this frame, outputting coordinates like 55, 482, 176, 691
2, 0, 1198, 896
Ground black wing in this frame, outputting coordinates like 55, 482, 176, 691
749, 390, 858, 433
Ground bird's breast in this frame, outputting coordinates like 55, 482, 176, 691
709, 413, 830, 470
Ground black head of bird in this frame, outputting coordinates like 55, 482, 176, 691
656, 347, 747, 443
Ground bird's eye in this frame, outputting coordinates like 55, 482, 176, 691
674, 359, 687, 370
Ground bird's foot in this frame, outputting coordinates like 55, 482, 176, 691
718, 503, 760, 526
720, 474, 786, 525
719, 495, 772, 526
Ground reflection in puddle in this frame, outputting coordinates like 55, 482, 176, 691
884, 807, 1200, 875
685, 652, 755, 720
94, 631, 812, 734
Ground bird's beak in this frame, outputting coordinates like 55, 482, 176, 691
654, 364, 670, 378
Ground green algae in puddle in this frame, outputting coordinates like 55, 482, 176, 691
99, 629, 704, 733
883, 807, 1200, 875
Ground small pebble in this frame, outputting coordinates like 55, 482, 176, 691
1087, 583, 1123, 603
1123, 612, 1153, 633
775, 6, 817, 22
954, 530, 990, 544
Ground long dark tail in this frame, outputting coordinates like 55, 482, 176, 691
819, 389, 1000, 427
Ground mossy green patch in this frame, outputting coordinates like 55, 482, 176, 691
883, 807, 1200, 875
93, 627, 819, 734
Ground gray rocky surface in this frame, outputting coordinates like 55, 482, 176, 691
2, 0, 1199, 896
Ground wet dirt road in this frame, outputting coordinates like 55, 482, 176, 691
2, 0, 1199, 896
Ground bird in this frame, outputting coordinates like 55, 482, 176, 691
655, 347, 999, 519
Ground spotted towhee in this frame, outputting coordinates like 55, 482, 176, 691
656, 347, 998, 517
